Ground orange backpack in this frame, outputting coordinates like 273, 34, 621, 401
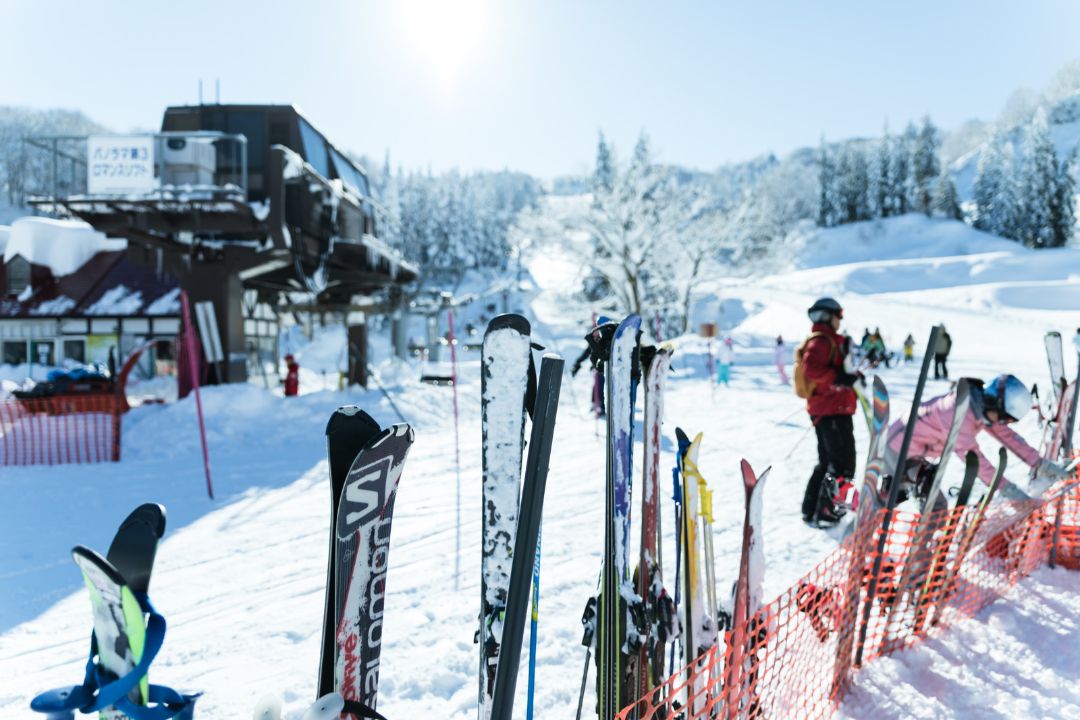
793, 332, 837, 400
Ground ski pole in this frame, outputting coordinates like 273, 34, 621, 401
180, 291, 214, 500
526, 529, 541, 720
448, 309, 462, 591
574, 646, 592, 720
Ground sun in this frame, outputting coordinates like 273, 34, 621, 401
393, 0, 492, 93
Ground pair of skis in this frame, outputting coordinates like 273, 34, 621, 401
319, 407, 414, 720
31, 504, 198, 720
477, 314, 564, 720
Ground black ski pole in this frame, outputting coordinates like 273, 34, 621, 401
490, 354, 564, 720
853, 324, 941, 668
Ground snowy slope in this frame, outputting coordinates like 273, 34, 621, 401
2, 215, 1080, 718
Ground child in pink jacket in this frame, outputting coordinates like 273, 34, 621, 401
883, 374, 1069, 499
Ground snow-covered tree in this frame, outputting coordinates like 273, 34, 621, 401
973, 132, 1019, 240
817, 137, 840, 227
1052, 148, 1077, 247
1018, 108, 1058, 248
931, 166, 963, 221
912, 116, 941, 215
889, 123, 917, 214
594, 131, 615, 195
875, 125, 893, 218
836, 145, 871, 223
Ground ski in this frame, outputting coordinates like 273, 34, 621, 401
667, 428, 692, 677
883, 379, 971, 642
853, 324, 941, 668
31, 505, 194, 720
597, 314, 642, 720
331, 421, 414, 719
724, 460, 770, 719
911, 450, 980, 634
319, 407, 383, 698
633, 345, 674, 705
1046, 331, 1065, 407
932, 448, 1008, 626
489, 354, 564, 720
675, 428, 713, 714
833, 375, 888, 695
478, 314, 533, 720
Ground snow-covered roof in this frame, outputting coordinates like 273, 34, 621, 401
3, 217, 125, 278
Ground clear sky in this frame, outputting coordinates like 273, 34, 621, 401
2, 1, 1079, 177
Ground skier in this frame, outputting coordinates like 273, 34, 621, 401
570, 316, 611, 416
934, 326, 952, 380
717, 335, 735, 386
284, 354, 299, 397
903, 334, 915, 364
883, 374, 1070, 501
774, 335, 789, 385
796, 297, 860, 526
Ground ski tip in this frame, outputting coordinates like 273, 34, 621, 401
675, 426, 690, 446
252, 694, 283, 720
485, 313, 531, 337
117, 503, 167, 539
325, 406, 381, 435
71, 545, 126, 586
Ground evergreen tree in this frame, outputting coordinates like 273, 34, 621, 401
973, 132, 1020, 240
912, 116, 941, 215
817, 137, 839, 227
836, 145, 871, 223
1052, 148, 1077, 247
1019, 107, 1058, 248
875, 124, 893, 218
890, 122, 917, 214
594, 131, 615, 195
931, 165, 963, 220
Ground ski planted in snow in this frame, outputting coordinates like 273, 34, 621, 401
326, 417, 414, 719
597, 314, 642, 720
319, 407, 384, 698
632, 345, 676, 706
725, 460, 770, 719
31, 504, 196, 720
489, 354, 564, 720
853, 325, 941, 668
478, 314, 534, 720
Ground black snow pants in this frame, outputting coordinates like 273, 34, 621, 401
801, 414, 857, 519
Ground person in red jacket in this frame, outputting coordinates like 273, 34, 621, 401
283, 354, 300, 397
800, 297, 860, 526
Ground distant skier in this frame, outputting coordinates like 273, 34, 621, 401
883, 374, 1070, 503
795, 297, 860, 526
571, 316, 612, 417
934, 326, 952, 379
717, 335, 735, 386
283, 354, 299, 397
774, 335, 789, 385
903, 334, 915, 364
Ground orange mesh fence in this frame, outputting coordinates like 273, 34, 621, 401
617, 482, 1080, 720
0, 395, 122, 465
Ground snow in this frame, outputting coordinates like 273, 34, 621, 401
838, 567, 1080, 719
1, 214, 1079, 718
84, 285, 144, 315
2, 216, 125, 277
145, 287, 181, 316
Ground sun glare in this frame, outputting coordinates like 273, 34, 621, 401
394, 0, 492, 94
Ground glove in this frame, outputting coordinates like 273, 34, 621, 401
1037, 459, 1071, 481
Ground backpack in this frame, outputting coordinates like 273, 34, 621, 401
793, 332, 837, 400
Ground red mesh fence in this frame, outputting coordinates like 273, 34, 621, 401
0, 395, 122, 465
617, 481, 1080, 720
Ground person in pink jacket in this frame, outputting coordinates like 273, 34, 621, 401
883, 374, 1069, 500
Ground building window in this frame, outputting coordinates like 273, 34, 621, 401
63, 339, 86, 365
2, 340, 27, 365
31, 341, 54, 366
7, 256, 30, 297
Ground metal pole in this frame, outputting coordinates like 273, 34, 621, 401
448, 309, 462, 591
181, 290, 215, 500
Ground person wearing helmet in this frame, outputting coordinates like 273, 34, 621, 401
883, 374, 1071, 500
800, 297, 861, 526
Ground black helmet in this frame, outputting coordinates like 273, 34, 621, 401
808, 297, 843, 323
